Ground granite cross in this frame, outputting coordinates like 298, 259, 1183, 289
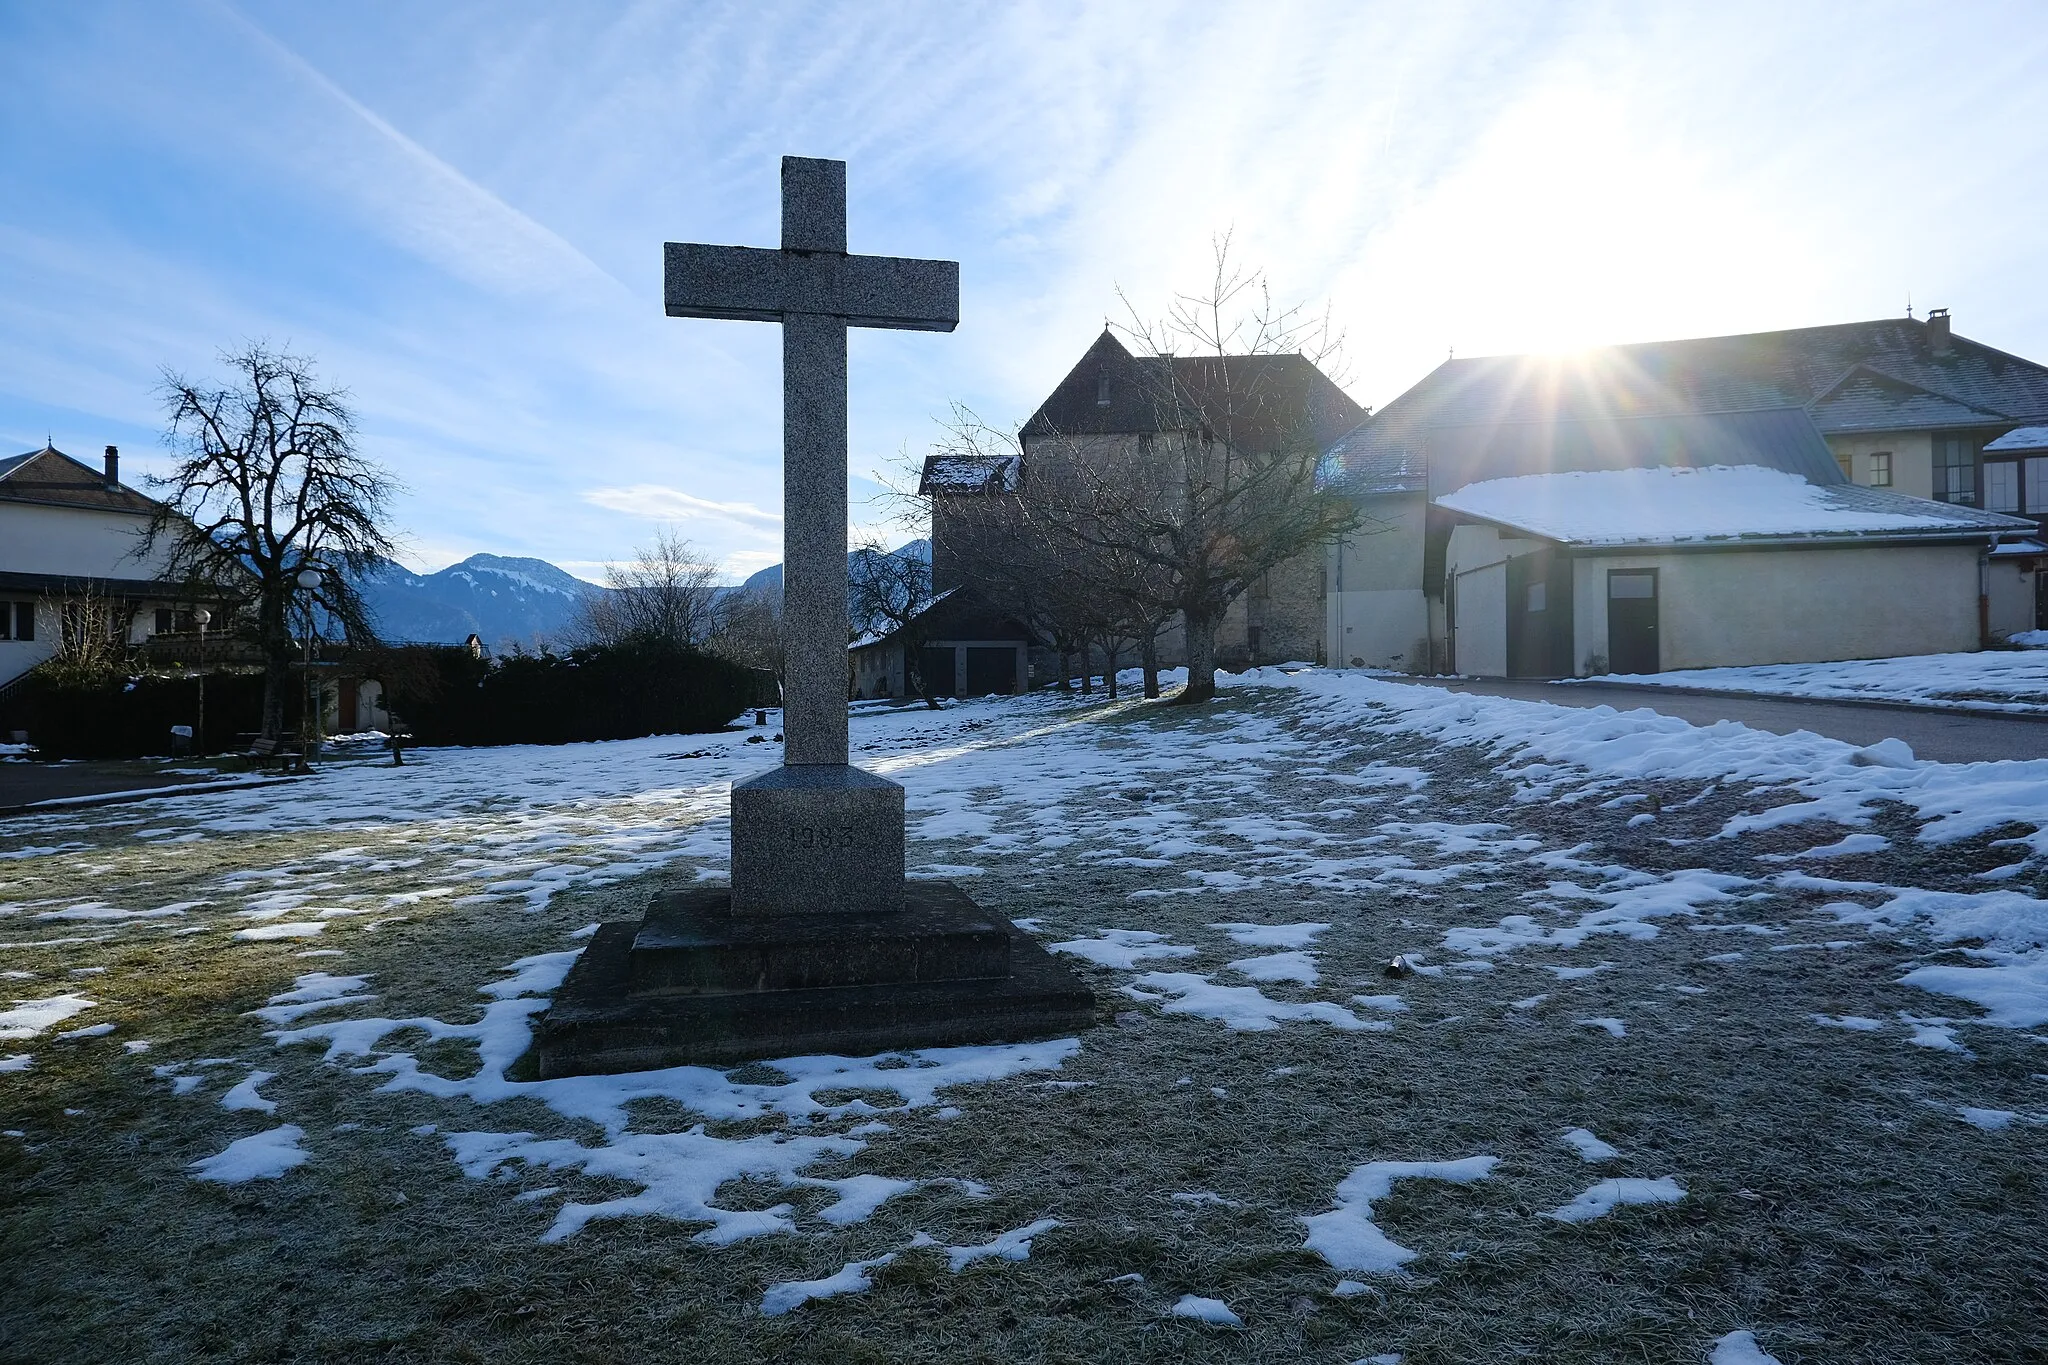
664, 156, 957, 916
664, 156, 958, 768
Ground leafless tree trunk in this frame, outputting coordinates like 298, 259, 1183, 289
147, 345, 396, 740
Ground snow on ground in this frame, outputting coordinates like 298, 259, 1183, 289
189, 1125, 309, 1183
1560, 1128, 1619, 1162
1169, 1294, 1243, 1327
1711, 1330, 1786, 1365
0, 993, 95, 1041
1542, 1176, 1686, 1224
1301, 1157, 1499, 1274
1582, 647, 2048, 714
9, 671, 2048, 1354
269, 945, 1075, 1246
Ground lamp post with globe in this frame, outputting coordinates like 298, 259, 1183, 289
296, 566, 324, 771
193, 607, 212, 755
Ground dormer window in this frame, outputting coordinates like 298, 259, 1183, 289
1095, 370, 1110, 407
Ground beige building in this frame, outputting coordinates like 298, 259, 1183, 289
1323, 312, 2048, 675
0, 444, 213, 687
1435, 460, 2026, 677
928, 330, 1362, 676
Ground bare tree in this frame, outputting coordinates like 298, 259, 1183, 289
1087, 235, 1360, 702
574, 530, 725, 649
147, 344, 396, 740
40, 586, 135, 685
848, 536, 944, 704
706, 582, 782, 682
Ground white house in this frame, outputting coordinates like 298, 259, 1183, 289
1322, 313, 2048, 675
0, 444, 205, 687
1436, 455, 2030, 677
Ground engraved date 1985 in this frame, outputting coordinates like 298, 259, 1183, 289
788, 824, 857, 849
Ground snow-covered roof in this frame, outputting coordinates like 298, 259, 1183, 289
848, 587, 958, 651
919, 453, 1021, 496
1436, 464, 2036, 547
1986, 426, 2048, 453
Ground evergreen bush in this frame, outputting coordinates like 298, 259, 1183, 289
385, 637, 753, 746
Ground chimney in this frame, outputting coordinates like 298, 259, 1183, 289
1927, 307, 1953, 355
103, 445, 120, 490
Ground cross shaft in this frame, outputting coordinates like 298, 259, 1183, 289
663, 157, 958, 767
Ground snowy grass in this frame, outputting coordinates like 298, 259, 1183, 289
2, 679, 2044, 1362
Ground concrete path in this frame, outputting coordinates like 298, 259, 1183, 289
1376, 676, 2048, 765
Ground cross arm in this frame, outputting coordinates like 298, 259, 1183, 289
664, 244, 958, 332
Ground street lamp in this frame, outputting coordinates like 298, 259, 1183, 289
193, 607, 212, 756
296, 566, 323, 771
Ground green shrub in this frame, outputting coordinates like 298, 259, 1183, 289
385, 637, 754, 746
4, 670, 289, 759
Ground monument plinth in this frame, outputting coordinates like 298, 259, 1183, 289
533, 156, 1094, 1078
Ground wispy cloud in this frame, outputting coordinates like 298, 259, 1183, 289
5, 1, 2048, 582
582, 484, 782, 532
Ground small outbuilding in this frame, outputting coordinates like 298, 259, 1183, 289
849, 588, 1037, 700
1438, 458, 2033, 678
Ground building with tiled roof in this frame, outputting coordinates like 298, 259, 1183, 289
929, 330, 1362, 675
0, 444, 215, 688
1321, 312, 2048, 677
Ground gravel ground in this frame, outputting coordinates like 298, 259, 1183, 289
2, 688, 2043, 1363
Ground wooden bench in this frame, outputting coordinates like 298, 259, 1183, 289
243, 736, 305, 770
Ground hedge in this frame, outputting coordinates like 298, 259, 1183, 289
3, 670, 291, 760
385, 638, 755, 746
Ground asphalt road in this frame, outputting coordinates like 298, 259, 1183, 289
0, 760, 249, 811
1378, 676, 2048, 765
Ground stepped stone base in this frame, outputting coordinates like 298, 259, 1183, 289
532, 881, 1096, 1078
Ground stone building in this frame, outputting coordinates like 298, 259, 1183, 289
927, 329, 1362, 676
1321, 312, 2048, 676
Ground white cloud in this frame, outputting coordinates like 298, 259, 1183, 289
582, 484, 782, 531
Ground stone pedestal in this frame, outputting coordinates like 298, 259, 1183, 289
730, 765, 904, 915
531, 881, 1096, 1077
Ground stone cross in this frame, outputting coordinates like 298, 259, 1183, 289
664, 157, 957, 915
664, 157, 957, 767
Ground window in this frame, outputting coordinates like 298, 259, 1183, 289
1526, 581, 1547, 613
155, 608, 174, 634
1869, 452, 1892, 487
1986, 460, 2021, 512
1609, 572, 1656, 599
1835, 452, 1853, 480
1935, 436, 1977, 505
2029, 457, 2048, 515
0, 603, 31, 642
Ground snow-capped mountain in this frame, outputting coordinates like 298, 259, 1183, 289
357, 554, 601, 648
360, 539, 930, 649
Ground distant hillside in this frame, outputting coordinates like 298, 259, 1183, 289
361, 539, 930, 650
734, 538, 930, 597
358, 554, 601, 649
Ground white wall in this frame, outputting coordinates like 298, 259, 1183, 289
1572, 542, 1984, 673
1327, 493, 1427, 668
1826, 431, 1935, 499
0, 502, 168, 579
1986, 557, 2036, 641
0, 599, 58, 684
1452, 561, 1508, 677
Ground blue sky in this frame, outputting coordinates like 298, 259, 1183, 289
4, 2, 2046, 583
